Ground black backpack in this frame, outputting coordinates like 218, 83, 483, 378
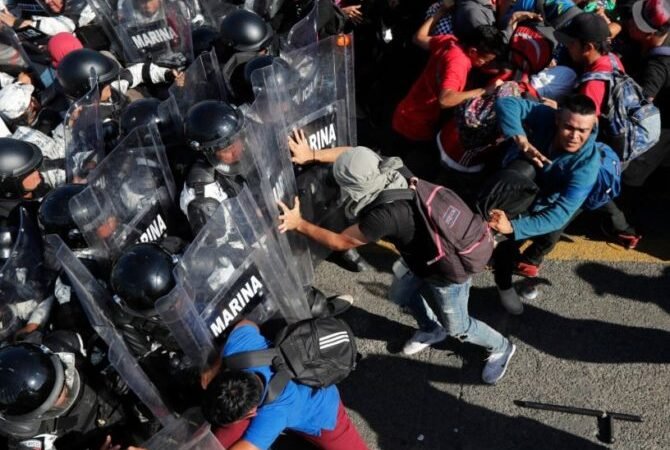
224, 316, 358, 404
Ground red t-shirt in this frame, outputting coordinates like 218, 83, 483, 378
579, 53, 625, 116
392, 35, 472, 141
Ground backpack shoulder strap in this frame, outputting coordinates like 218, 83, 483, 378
224, 349, 290, 405
579, 70, 612, 83
359, 188, 415, 216
224, 349, 279, 370
263, 370, 292, 404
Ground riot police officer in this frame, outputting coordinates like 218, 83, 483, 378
38, 184, 100, 337
108, 242, 201, 413
0, 138, 48, 218
180, 100, 247, 233
118, 98, 193, 186
216, 9, 276, 104
56, 48, 120, 100
56, 48, 179, 118
0, 338, 128, 450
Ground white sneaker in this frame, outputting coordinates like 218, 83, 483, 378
402, 327, 448, 355
482, 342, 516, 385
498, 287, 524, 315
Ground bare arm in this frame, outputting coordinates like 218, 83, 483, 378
439, 87, 486, 109
278, 197, 369, 251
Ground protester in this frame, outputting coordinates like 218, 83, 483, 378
278, 134, 516, 384
488, 94, 602, 310
200, 319, 369, 450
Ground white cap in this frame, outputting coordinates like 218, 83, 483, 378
0, 83, 34, 120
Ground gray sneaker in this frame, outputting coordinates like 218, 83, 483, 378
482, 341, 516, 384
402, 327, 448, 355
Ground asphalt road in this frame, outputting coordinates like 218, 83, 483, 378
311, 228, 670, 449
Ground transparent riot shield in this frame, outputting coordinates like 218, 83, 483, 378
252, 35, 356, 256
70, 124, 180, 262
196, 0, 236, 28
63, 80, 104, 183
46, 234, 176, 426
0, 22, 32, 74
156, 187, 310, 368
279, 0, 317, 54
0, 207, 46, 339
278, 34, 356, 152
245, 64, 315, 289
142, 409, 225, 450
167, 49, 227, 119
86, 0, 193, 66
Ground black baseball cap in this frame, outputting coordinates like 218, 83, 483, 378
555, 13, 610, 44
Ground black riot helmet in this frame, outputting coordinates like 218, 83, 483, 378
192, 26, 220, 57
38, 184, 87, 249
244, 55, 297, 102
0, 138, 43, 200
110, 243, 176, 318
185, 100, 246, 175
119, 98, 165, 137
56, 49, 120, 99
218, 9, 274, 53
68, 189, 118, 243
0, 343, 79, 422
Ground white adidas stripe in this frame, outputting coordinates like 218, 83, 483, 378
320, 337, 350, 349
319, 332, 349, 344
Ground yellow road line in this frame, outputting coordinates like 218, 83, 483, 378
375, 236, 668, 264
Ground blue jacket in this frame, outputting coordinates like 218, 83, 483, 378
496, 97, 601, 240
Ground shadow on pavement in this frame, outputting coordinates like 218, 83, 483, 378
338, 354, 608, 450
468, 286, 670, 364
575, 263, 670, 314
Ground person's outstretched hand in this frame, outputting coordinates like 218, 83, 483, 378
513, 135, 552, 168
288, 129, 314, 165
488, 209, 514, 234
342, 5, 364, 25
278, 196, 302, 233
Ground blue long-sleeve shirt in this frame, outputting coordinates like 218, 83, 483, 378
496, 97, 601, 240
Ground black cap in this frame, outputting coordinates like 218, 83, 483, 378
555, 13, 610, 45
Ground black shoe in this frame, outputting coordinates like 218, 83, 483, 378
330, 249, 372, 272
326, 294, 354, 316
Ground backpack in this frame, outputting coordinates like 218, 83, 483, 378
509, 24, 555, 75
458, 81, 522, 152
582, 143, 622, 210
362, 178, 494, 283
579, 55, 661, 162
224, 316, 358, 404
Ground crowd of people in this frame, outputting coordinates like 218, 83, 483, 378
0, 0, 667, 448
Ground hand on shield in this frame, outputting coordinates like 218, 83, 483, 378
342, 5, 364, 25
278, 196, 302, 233
288, 129, 314, 165
99, 435, 122, 450
173, 71, 186, 88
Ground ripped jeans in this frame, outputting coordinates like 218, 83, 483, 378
389, 270, 507, 354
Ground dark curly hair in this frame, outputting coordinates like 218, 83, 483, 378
202, 369, 264, 426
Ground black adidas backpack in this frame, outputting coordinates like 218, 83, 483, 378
224, 316, 358, 404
